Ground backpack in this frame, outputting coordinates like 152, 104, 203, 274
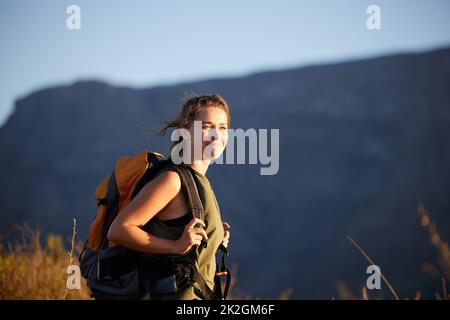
79, 150, 231, 300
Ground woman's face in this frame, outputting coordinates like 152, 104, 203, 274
187, 107, 229, 161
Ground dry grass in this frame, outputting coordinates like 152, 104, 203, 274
339, 204, 450, 300
417, 204, 450, 300
0, 223, 91, 300
3, 204, 446, 300
0, 222, 263, 300
0, 214, 294, 300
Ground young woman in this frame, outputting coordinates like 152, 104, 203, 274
107, 94, 231, 299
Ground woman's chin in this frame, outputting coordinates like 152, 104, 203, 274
203, 148, 224, 161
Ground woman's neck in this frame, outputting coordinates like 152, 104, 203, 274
186, 159, 211, 176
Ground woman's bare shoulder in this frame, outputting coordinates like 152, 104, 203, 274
140, 169, 181, 197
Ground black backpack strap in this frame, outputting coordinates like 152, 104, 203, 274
78, 239, 89, 264
213, 244, 231, 300
100, 170, 120, 250
137, 155, 205, 223
143, 159, 205, 223
175, 165, 205, 222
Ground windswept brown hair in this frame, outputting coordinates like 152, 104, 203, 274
159, 94, 231, 153
159, 94, 231, 136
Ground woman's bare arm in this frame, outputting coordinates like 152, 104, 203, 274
107, 170, 207, 254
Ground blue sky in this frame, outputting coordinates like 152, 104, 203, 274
1, 0, 450, 126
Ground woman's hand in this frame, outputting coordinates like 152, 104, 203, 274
222, 221, 230, 248
174, 218, 208, 255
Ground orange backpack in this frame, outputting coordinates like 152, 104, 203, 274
86, 150, 166, 251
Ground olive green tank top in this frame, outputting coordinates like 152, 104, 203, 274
143, 166, 224, 300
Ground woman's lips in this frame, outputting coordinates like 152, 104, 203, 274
206, 141, 222, 148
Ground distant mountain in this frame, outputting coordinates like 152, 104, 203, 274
1, 48, 450, 299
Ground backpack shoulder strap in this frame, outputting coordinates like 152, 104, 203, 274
139, 155, 205, 222
159, 165, 205, 222
99, 170, 120, 249
175, 165, 205, 222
